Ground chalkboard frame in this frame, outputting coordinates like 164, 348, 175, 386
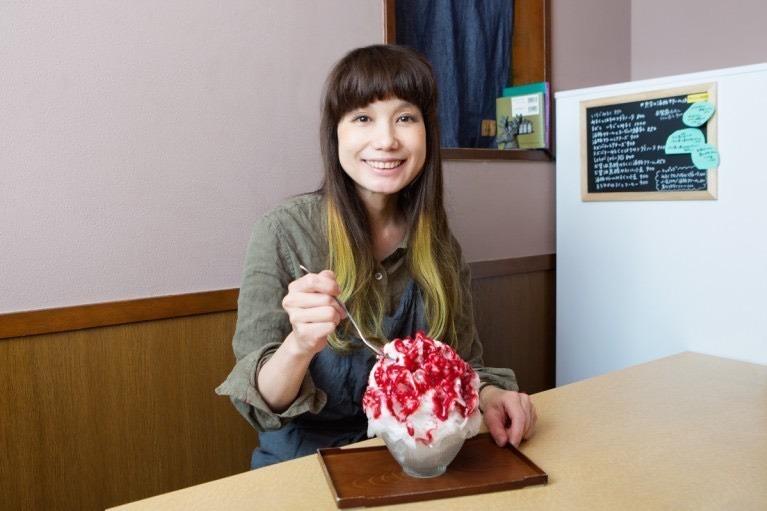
580, 82, 718, 201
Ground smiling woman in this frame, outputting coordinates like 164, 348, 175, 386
215, 44, 535, 471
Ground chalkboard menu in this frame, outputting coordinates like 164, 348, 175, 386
580, 83, 718, 201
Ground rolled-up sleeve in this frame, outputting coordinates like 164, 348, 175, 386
215, 209, 328, 431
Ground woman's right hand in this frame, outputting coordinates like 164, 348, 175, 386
281, 269, 347, 355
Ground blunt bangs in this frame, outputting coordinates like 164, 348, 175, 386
324, 45, 438, 123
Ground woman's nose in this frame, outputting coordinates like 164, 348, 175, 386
372, 122, 399, 150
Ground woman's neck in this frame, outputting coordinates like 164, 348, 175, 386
360, 193, 406, 261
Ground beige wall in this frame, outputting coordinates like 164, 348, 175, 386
4, 1, 764, 313
0, 1, 384, 313
551, 0, 632, 91
451, 0, 634, 262
0, 1, 556, 313
450, 0, 634, 262
549, 0, 767, 88
444, 160, 555, 262
631, 0, 767, 80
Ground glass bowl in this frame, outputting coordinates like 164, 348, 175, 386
379, 431, 466, 478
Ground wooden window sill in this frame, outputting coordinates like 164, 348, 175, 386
442, 147, 553, 161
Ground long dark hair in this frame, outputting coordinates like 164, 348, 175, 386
319, 44, 462, 350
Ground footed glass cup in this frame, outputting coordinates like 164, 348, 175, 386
379, 431, 466, 478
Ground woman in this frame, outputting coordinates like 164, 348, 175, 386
216, 44, 536, 469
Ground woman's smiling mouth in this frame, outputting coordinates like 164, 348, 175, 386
365, 159, 404, 170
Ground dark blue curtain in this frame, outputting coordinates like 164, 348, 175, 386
395, 0, 514, 148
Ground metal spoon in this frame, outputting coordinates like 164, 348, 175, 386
298, 264, 389, 359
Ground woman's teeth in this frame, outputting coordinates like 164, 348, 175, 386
366, 160, 403, 169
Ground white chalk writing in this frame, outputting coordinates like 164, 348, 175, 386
587, 94, 707, 193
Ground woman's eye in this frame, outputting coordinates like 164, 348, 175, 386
397, 114, 418, 123
353, 115, 371, 123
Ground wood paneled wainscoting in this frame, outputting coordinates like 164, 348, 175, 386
470, 255, 556, 395
0, 255, 554, 511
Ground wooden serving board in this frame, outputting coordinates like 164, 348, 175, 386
317, 433, 547, 508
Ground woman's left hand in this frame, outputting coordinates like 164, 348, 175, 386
479, 386, 538, 448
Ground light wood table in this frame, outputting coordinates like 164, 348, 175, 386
110, 352, 767, 510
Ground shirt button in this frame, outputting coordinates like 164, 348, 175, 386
374, 272, 383, 281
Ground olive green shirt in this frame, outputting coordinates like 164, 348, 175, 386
216, 193, 518, 432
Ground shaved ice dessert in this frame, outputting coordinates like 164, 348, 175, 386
362, 331, 481, 477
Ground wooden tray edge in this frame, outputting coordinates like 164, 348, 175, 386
317, 434, 548, 508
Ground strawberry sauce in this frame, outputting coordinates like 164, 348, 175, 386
362, 331, 479, 432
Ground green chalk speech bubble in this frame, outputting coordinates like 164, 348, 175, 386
691, 143, 720, 170
665, 128, 705, 154
683, 101, 715, 127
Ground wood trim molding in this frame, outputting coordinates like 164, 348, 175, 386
382, 0, 395, 43
469, 253, 555, 279
0, 254, 555, 340
441, 147, 553, 161
0, 289, 239, 340
511, 0, 551, 86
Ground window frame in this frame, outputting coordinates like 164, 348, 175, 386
383, 0, 552, 161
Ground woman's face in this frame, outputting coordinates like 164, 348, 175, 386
337, 97, 426, 206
